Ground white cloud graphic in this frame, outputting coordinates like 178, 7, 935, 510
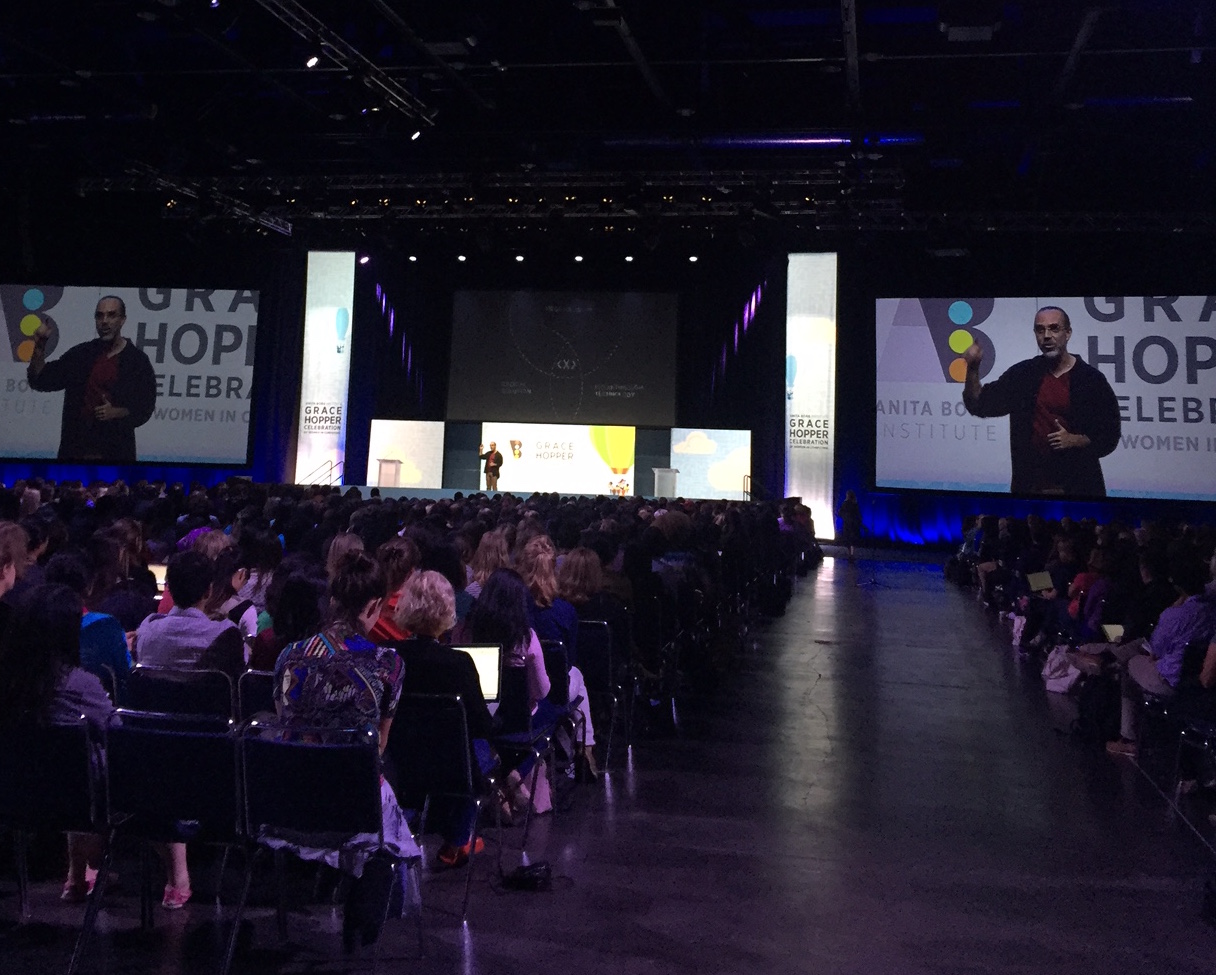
707, 446, 750, 491
672, 431, 717, 455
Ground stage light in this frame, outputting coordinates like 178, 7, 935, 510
305, 55, 319, 68
689, 255, 699, 262
514, 255, 524, 262
624, 255, 634, 262
411, 130, 421, 141
408, 255, 417, 262
358, 255, 370, 265
574, 255, 584, 262
210, 0, 219, 7
457, 255, 467, 262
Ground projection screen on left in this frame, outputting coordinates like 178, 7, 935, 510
0, 283, 257, 464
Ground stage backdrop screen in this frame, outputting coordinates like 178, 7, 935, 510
478, 422, 636, 496
448, 291, 677, 425
875, 295, 1216, 500
0, 283, 257, 464
670, 428, 751, 500
367, 420, 444, 489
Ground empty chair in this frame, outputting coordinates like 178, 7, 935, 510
122, 664, 235, 718
233, 720, 423, 962
576, 618, 628, 767
238, 669, 276, 721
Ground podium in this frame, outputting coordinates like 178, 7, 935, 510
652, 467, 679, 497
376, 458, 402, 488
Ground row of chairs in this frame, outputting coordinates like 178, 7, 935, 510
99, 664, 274, 723
0, 691, 498, 975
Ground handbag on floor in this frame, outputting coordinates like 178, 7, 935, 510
1042, 645, 1081, 693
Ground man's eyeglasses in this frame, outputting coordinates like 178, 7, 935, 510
1033, 324, 1068, 336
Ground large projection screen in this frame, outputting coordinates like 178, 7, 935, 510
670, 428, 751, 500
0, 283, 257, 464
478, 422, 636, 496
875, 295, 1216, 500
366, 420, 444, 489
448, 291, 677, 425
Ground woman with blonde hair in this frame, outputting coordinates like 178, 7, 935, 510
392, 570, 494, 867
516, 535, 598, 779
466, 529, 510, 600
516, 536, 576, 659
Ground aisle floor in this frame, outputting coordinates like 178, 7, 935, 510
4, 556, 1216, 974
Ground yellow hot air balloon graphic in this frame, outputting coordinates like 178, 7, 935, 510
589, 426, 635, 484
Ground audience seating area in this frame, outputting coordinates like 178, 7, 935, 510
949, 512, 1216, 836
0, 476, 821, 971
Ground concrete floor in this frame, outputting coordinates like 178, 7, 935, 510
4, 556, 1216, 974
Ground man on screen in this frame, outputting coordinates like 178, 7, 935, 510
28, 295, 157, 463
478, 441, 503, 491
962, 305, 1121, 497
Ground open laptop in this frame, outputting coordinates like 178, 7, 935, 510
451, 644, 502, 704
1026, 571, 1053, 593
148, 563, 168, 594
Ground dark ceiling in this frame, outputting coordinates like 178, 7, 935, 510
3, 0, 1215, 245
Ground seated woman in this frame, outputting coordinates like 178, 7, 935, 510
0, 583, 117, 903
367, 535, 421, 644
204, 547, 259, 647
465, 529, 510, 601
246, 554, 327, 671
516, 536, 597, 770
392, 570, 495, 867
271, 551, 419, 948
456, 568, 555, 814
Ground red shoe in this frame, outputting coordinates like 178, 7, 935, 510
435, 837, 485, 869
162, 885, 192, 910
61, 880, 93, 903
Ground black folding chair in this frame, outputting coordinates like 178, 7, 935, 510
122, 664, 235, 719
231, 720, 423, 968
104, 711, 243, 940
237, 669, 276, 721
492, 667, 559, 849
0, 717, 106, 975
576, 618, 627, 768
388, 693, 501, 918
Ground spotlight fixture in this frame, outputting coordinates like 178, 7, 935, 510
689, 255, 699, 262
574, 255, 584, 262
624, 255, 634, 262
514, 255, 524, 262
411, 130, 421, 141
457, 255, 467, 262
358, 255, 370, 265
408, 255, 417, 262
305, 55, 320, 68
209, 0, 219, 7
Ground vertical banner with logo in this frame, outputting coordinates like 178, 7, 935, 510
785, 253, 838, 538
294, 251, 355, 485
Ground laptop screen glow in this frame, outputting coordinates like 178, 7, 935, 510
453, 644, 501, 702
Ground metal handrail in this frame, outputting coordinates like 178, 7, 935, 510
743, 474, 752, 500
300, 459, 345, 485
